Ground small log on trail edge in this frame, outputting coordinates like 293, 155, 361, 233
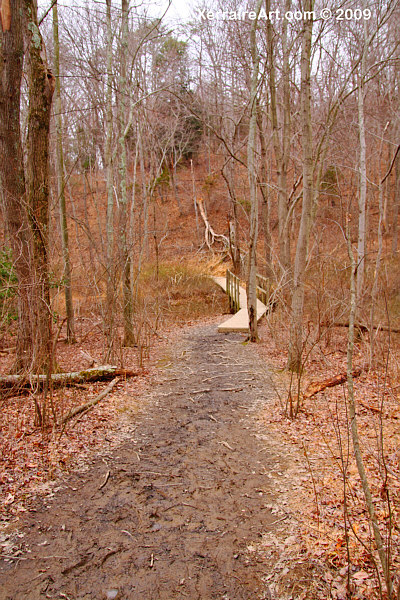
0, 366, 140, 391
323, 322, 400, 334
303, 367, 362, 400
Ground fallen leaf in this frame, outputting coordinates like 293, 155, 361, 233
352, 570, 370, 581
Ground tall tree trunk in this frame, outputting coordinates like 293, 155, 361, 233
52, 0, 76, 343
171, 151, 182, 214
118, 0, 134, 346
133, 120, 149, 305
191, 158, 200, 245
392, 146, 400, 255
25, 0, 55, 374
0, 0, 33, 372
246, 0, 263, 342
129, 135, 139, 308
356, 20, 368, 306
105, 0, 115, 359
224, 68, 242, 275
347, 222, 393, 598
281, 0, 291, 245
222, 161, 241, 275
287, 1, 313, 372
266, 0, 291, 276
256, 99, 272, 277
369, 137, 390, 367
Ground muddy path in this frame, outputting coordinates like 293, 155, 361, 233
0, 323, 296, 600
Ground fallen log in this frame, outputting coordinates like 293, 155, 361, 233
0, 366, 139, 391
303, 367, 362, 400
322, 322, 400, 334
359, 400, 400, 419
61, 377, 119, 424
359, 400, 382, 414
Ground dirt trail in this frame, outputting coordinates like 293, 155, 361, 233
0, 323, 295, 600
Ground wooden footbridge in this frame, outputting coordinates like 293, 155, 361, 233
213, 270, 270, 333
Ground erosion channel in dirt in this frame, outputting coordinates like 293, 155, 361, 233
0, 323, 299, 600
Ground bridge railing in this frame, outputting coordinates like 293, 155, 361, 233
256, 274, 270, 306
225, 270, 271, 314
226, 269, 240, 313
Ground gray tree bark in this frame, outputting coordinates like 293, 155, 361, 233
24, 0, 55, 374
256, 100, 272, 277
287, 0, 313, 372
52, 0, 76, 343
118, 0, 135, 346
347, 224, 393, 598
246, 0, 263, 342
356, 17, 368, 306
105, 0, 115, 359
392, 142, 400, 254
266, 0, 291, 276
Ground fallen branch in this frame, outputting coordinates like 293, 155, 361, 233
0, 366, 139, 391
219, 440, 234, 451
322, 322, 400, 334
98, 470, 111, 490
359, 401, 400, 419
191, 388, 211, 395
359, 400, 382, 414
61, 377, 119, 424
304, 367, 362, 400
0, 347, 16, 355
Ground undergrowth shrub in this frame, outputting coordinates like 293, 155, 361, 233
136, 262, 228, 327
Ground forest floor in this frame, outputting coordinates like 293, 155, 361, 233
0, 319, 332, 600
1, 307, 400, 599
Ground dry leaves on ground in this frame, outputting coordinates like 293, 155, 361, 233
256, 318, 400, 599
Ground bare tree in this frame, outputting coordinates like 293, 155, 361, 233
287, 0, 313, 372
265, 0, 292, 277
118, 0, 135, 346
246, 0, 263, 342
346, 224, 394, 599
0, 0, 33, 371
104, 0, 116, 359
356, 11, 368, 307
0, 0, 55, 374
52, 0, 76, 343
